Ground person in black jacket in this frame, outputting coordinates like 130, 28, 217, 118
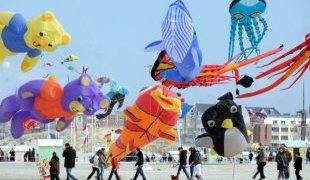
62, 143, 78, 180
176, 147, 190, 179
294, 152, 303, 180
188, 147, 195, 178
131, 148, 146, 180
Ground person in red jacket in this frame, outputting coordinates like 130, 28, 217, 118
108, 157, 120, 180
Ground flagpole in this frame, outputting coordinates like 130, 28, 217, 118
94, 115, 97, 151
177, 120, 182, 147
47, 123, 50, 139
92, 116, 94, 153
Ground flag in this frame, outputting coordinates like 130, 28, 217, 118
105, 132, 112, 145
83, 124, 89, 145
180, 103, 193, 119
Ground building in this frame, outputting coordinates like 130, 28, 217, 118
280, 140, 307, 160
37, 139, 63, 162
178, 103, 210, 145
264, 115, 310, 147
0, 123, 8, 140
252, 124, 272, 146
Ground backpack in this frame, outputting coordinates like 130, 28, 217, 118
194, 151, 201, 165
89, 156, 95, 164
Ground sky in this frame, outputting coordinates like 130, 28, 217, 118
0, 0, 309, 115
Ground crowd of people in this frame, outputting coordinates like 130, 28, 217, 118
0, 148, 15, 162
250, 143, 303, 180
24, 148, 36, 162
2, 142, 308, 180
170, 146, 202, 180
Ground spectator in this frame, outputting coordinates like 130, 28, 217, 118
281, 144, 292, 179
168, 153, 173, 162
24, 151, 28, 162
87, 150, 100, 180
49, 152, 60, 180
30, 148, 36, 162
62, 143, 78, 180
276, 147, 287, 179
131, 148, 146, 180
9, 148, 15, 161
162, 153, 167, 162
27, 148, 32, 162
294, 151, 303, 180
192, 148, 202, 180
151, 153, 156, 162
108, 157, 120, 180
175, 147, 190, 179
98, 148, 107, 180
188, 147, 195, 178
252, 144, 266, 180
268, 151, 274, 162
249, 151, 253, 163
146, 155, 150, 162
306, 147, 310, 164
0, 148, 4, 162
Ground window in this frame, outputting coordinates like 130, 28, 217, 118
273, 120, 278, 125
281, 128, 288, 132
281, 136, 288, 140
269, 109, 274, 115
281, 121, 285, 125
291, 121, 296, 125
272, 127, 279, 132
272, 136, 278, 140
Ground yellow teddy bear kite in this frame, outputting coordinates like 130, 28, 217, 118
0, 11, 71, 72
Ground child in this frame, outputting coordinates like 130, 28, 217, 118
108, 157, 120, 180
294, 152, 303, 180
49, 152, 60, 180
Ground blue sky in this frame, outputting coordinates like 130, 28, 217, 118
0, 0, 309, 114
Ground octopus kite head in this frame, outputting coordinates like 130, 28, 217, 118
230, 0, 266, 21
228, 0, 267, 60
24, 11, 71, 52
62, 74, 110, 116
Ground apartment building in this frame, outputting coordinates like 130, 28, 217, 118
264, 115, 310, 147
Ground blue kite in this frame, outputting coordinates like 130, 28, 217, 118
228, 0, 267, 61
145, 0, 202, 83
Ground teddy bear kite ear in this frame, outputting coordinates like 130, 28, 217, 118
80, 75, 91, 86
62, 32, 71, 45
42, 11, 55, 22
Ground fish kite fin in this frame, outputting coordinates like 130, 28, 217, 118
195, 132, 214, 148
144, 40, 164, 52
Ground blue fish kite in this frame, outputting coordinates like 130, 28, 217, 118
145, 0, 202, 83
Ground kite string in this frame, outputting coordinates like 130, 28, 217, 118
232, 158, 236, 180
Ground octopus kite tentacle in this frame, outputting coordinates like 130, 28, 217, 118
257, 16, 268, 45
228, 19, 238, 60
237, 33, 310, 98
238, 23, 246, 59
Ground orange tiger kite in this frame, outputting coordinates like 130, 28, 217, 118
107, 85, 181, 162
